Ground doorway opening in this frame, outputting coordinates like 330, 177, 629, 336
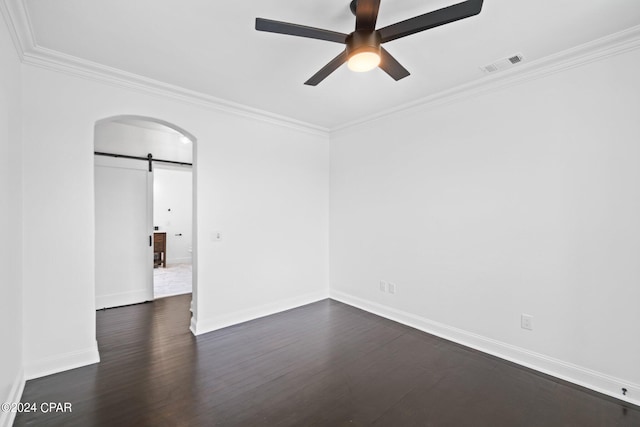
93, 115, 197, 319
152, 163, 193, 298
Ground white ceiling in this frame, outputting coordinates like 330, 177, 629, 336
18, 0, 640, 129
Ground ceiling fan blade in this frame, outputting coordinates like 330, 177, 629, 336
378, 0, 484, 43
379, 47, 410, 81
304, 50, 349, 86
256, 18, 348, 44
355, 0, 381, 32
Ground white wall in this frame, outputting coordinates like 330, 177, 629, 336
154, 166, 193, 264
330, 48, 640, 404
0, 11, 24, 427
20, 63, 330, 378
95, 120, 192, 163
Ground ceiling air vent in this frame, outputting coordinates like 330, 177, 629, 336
481, 53, 524, 74
483, 64, 498, 73
508, 54, 523, 64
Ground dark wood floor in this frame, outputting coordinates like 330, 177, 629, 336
16, 296, 640, 426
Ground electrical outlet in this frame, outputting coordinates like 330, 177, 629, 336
521, 313, 533, 331
388, 282, 396, 294
379, 281, 387, 292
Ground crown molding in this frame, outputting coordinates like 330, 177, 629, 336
0, 0, 33, 56
22, 46, 331, 137
331, 24, 640, 134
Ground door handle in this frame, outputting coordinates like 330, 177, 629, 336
149, 235, 152, 247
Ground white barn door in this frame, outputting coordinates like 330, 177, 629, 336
95, 156, 153, 309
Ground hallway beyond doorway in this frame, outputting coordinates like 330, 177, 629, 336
154, 263, 192, 298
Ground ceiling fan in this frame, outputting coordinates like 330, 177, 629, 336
255, 0, 484, 86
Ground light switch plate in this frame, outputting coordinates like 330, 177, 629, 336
521, 313, 533, 330
388, 283, 396, 294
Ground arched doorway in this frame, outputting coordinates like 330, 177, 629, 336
93, 115, 198, 324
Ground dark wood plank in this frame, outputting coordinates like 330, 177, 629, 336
15, 295, 640, 426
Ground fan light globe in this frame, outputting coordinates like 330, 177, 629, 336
347, 51, 381, 72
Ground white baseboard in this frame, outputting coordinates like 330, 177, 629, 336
96, 289, 152, 310
330, 290, 640, 407
191, 290, 329, 336
24, 341, 100, 380
0, 368, 25, 427
189, 316, 198, 336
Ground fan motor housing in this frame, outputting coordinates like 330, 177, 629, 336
349, 0, 358, 16
346, 31, 382, 58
